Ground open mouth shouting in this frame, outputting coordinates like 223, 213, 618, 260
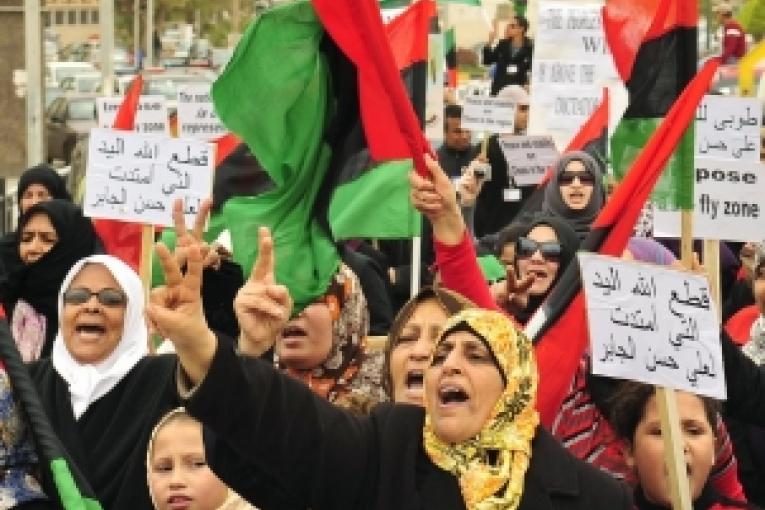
73, 320, 107, 343
437, 381, 470, 410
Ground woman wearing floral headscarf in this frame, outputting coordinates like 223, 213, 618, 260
274, 264, 385, 407
148, 246, 633, 510
234, 234, 385, 411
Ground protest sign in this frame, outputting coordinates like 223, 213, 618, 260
84, 128, 213, 228
97, 96, 170, 135
528, 1, 623, 149
695, 95, 761, 161
579, 253, 726, 399
498, 135, 559, 186
693, 158, 765, 241
177, 84, 227, 140
461, 96, 516, 134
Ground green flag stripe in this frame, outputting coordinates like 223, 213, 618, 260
50, 459, 103, 510
329, 160, 421, 239
611, 117, 694, 210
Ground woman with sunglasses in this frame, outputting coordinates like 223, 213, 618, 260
542, 151, 606, 241
23, 253, 183, 509
0, 199, 102, 361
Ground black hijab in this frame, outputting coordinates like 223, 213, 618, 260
16, 164, 71, 206
542, 151, 605, 241
0, 200, 101, 358
513, 214, 580, 323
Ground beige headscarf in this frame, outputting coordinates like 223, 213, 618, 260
423, 309, 539, 510
146, 408, 256, 510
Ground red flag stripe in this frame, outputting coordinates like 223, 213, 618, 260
534, 58, 720, 427
311, 0, 433, 174
604, 0, 697, 82
92, 75, 146, 271
385, 0, 436, 70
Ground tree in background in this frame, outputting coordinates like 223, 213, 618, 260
740, 0, 765, 38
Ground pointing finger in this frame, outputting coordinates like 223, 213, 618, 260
251, 226, 275, 283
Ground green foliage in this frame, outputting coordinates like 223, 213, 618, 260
740, 0, 765, 37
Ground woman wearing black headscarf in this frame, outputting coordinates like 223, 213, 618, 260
542, 151, 606, 241
0, 199, 101, 360
0, 165, 73, 280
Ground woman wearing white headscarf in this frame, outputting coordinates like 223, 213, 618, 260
28, 254, 181, 509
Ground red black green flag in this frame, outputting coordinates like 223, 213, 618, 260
213, 0, 432, 310
531, 59, 720, 427
607, 0, 698, 210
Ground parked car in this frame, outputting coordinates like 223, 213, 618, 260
60, 71, 102, 93
45, 61, 95, 88
45, 93, 98, 164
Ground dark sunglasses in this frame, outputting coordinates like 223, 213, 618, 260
516, 237, 562, 261
63, 287, 127, 307
558, 170, 595, 186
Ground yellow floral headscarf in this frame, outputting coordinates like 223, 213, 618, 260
423, 309, 539, 510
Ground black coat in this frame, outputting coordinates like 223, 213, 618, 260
482, 38, 533, 95
185, 342, 634, 510
29, 355, 180, 510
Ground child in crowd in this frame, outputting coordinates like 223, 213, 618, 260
609, 382, 759, 509
147, 408, 255, 510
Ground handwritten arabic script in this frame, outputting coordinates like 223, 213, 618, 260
579, 253, 726, 400
84, 128, 213, 228
695, 95, 762, 162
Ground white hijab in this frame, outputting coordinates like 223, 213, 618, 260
52, 254, 148, 420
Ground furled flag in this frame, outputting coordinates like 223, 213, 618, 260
445, 27, 457, 87
213, 0, 433, 310
607, 0, 698, 210
0, 322, 102, 509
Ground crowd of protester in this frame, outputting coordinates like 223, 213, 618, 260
0, 5, 764, 510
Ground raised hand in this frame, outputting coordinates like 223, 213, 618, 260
234, 226, 293, 357
490, 265, 535, 313
146, 242, 217, 383
409, 153, 466, 245
172, 197, 221, 270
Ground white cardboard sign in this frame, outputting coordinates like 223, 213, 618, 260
177, 84, 227, 140
461, 96, 516, 134
693, 157, 765, 241
579, 253, 725, 399
498, 135, 559, 186
97, 95, 170, 135
528, 1, 623, 149
695, 95, 761, 161
84, 128, 213, 228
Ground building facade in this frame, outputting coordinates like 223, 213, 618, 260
42, 0, 99, 48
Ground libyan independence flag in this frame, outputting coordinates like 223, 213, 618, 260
0, 323, 102, 509
213, 0, 432, 310
529, 59, 719, 428
607, 0, 698, 210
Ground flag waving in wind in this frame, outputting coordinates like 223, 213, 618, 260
214, 0, 433, 310
607, 0, 698, 210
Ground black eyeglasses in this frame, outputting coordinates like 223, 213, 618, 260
63, 287, 127, 307
516, 237, 562, 261
558, 170, 595, 186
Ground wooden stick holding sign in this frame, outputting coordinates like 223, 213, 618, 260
579, 253, 726, 510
